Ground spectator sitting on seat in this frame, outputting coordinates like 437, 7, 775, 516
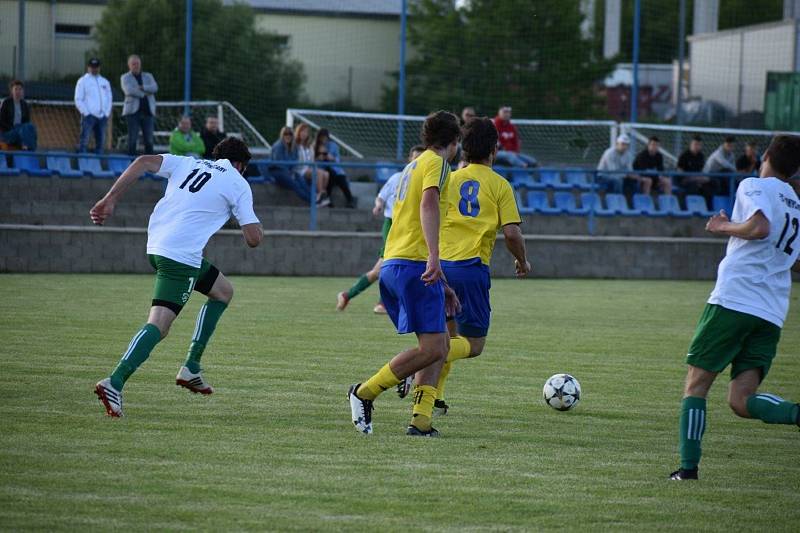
678, 135, 719, 207
703, 136, 737, 176
0, 80, 37, 150
269, 126, 312, 202
169, 116, 205, 157
315, 128, 355, 208
735, 141, 761, 176
597, 134, 638, 194
633, 136, 672, 196
201, 116, 226, 159
294, 123, 330, 206
75, 58, 112, 153
121, 54, 158, 156
492, 105, 537, 168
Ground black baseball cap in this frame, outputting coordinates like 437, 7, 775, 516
87, 58, 101, 67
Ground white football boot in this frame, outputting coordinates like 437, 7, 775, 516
348, 384, 373, 434
95, 378, 123, 417
396, 374, 414, 399
176, 366, 214, 395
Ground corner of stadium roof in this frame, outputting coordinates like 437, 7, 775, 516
225, 0, 402, 19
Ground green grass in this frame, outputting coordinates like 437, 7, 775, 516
1, 275, 798, 531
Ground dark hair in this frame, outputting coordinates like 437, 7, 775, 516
8, 79, 23, 90
763, 135, 800, 179
409, 144, 425, 158
648, 135, 660, 143
724, 136, 736, 143
691, 135, 702, 142
461, 117, 498, 163
421, 110, 460, 149
212, 136, 251, 165
317, 128, 330, 140
746, 141, 757, 148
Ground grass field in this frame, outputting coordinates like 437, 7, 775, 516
1, 274, 798, 531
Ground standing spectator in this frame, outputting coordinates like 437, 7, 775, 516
735, 141, 761, 175
316, 128, 355, 208
597, 134, 637, 194
460, 106, 476, 126
678, 135, 718, 207
201, 116, 226, 159
74, 58, 112, 153
269, 126, 310, 201
0, 80, 37, 150
120, 54, 157, 156
633, 136, 672, 195
492, 105, 537, 168
169, 116, 205, 157
294, 123, 329, 206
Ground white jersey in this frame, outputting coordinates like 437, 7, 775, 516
146, 154, 260, 267
708, 177, 800, 327
377, 171, 401, 219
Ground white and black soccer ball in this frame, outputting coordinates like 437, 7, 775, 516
542, 373, 581, 411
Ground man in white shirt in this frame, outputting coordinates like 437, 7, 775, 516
75, 58, 113, 153
670, 135, 800, 481
335, 145, 424, 314
90, 137, 263, 417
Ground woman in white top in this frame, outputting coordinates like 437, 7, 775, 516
293, 123, 330, 206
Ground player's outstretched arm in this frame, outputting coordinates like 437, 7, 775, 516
419, 186, 443, 285
705, 209, 769, 240
240, 223, 263, 248
89, 155, 163, 225
502, 223, 531, 277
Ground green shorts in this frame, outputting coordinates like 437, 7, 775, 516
148, 254, 220, 315
686, 303, 781, 380
378, 217, 393, 258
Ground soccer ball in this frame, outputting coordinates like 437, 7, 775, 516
542, 373, 581, 411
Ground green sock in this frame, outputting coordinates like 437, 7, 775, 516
679, 396, 706, 470
184, 299, 228, 373
346, 274, 373, 300
746, 393, 800, 425
109, 323, 162, 390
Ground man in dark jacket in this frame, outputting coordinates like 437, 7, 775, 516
633, 136, 672, 195
677, 135, 719, 207
0, 80, 37, 150
201, 116, 226, 159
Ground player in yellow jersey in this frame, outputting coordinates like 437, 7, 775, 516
348, 111, 461, 437
397, 116, 531, 414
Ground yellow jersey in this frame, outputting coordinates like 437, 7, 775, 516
383, 149, 451, 262
440, 163, 521, 265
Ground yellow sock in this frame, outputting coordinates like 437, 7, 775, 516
435, 337, 470, 401
357, 363, 400, 400
411, 384, 437, 431
436, 361, 451, 400
447, 336, 471, 362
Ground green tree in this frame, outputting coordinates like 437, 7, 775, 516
384, 0, 614, 119
94, 0, 304, 138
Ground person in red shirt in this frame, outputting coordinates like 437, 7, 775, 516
492, 105, 537, 168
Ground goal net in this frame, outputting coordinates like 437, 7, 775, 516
28, 100, 272, 156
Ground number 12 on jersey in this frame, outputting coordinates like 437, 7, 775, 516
776, 213, 799, 255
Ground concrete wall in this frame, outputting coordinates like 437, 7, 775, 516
0, 224, 731, 280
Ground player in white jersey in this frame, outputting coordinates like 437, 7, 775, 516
670, 135, 800, 480
90, 137, 263, 417
336, 145, 425, 314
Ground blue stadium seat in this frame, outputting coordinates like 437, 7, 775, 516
78, 157, 114, 178
657, 195, 691, 218
605, 193, 639, 216
515, 190, 531, 215
510, 170, 538, 189
633, 194, 666, 217
685, 194, 715, 217
13, 154, 50, 177
537, 169, 571, 190
564, 170, 592, 191
375, 162, 399, 185
527, 191, 560, 214
0, 155, 21, 176
107, 156, 133, 177
46, 154, 83, 178
712, 195, 733, 214
580, 193, 615, 216
554, 191, 588, 215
